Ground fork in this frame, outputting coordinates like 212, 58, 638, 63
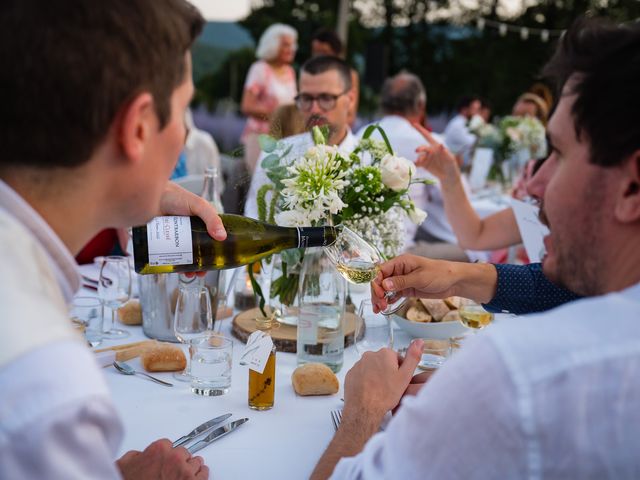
330, 409, 343, 432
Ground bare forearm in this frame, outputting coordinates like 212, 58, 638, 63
452, 261, 498, 304
310, 414, 382, 480
439, 176, 487, 249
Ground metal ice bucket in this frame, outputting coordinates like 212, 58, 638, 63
139, 270, 221, 342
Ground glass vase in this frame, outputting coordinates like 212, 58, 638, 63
296, 247, 346, 372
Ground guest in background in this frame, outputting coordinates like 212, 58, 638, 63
241, 23, 298, 173
311, 28, 360, 126
244, 56, 357, 219
443, 94, 481, 165
183, 109, 221, 177
269, 104, 306, 139
512, 91, 550, 125
479, 97, 492, 123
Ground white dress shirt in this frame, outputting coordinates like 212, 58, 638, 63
244, 129, 357, 219
443, 114, 477, 162
0, 180, 123, 479
332, 282, 640, 479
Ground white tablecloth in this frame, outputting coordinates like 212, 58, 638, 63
81, 264, 416, 480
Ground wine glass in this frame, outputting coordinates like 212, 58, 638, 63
98, 256, 131, 339
173, 279, 213, 381
324, 226, 407, 315
458, 303, 494, 332
355, 299, 394, 355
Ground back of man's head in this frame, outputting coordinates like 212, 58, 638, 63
0, 0, 204, 171
543, 17, 640, 168
380, 72, 426, 118
301, 55, 352, 91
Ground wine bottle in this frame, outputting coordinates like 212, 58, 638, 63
132, 214, 338, 275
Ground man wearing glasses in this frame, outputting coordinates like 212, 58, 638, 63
244, 55, 357, 219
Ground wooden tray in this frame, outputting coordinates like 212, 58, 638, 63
232, 307, 361, 353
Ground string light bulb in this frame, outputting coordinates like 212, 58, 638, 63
520, 27, 529, 40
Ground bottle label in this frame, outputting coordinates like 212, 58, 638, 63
297, 227, 332, 248
241, 331, 274, 374
146, 216, 193, 266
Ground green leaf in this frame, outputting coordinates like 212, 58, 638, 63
258, 134, 278, 153
361, 124, 394, 156
261, 153, 280, 169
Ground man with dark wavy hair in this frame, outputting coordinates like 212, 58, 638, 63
312, 17, 640, 479
0, 1, 224, 478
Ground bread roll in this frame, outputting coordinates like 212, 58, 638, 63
406, 306, 432, 323
141, 343, 186, 372
291, 363, 339, 396
418, 298, 450, 322
118, 299, 142, 325
441, 310, 462, 323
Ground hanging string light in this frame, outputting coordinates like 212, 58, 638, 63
473, 17, 566, 41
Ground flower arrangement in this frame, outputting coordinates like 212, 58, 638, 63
469, 114, 547, 162
253, 125, 431, 312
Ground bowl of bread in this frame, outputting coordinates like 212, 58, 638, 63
392, 297, 472, 339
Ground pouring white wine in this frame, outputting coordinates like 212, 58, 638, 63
132, 214, 338, 275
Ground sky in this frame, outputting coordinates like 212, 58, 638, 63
189, 0, 251, 21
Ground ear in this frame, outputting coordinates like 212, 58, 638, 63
118, 92, 155, 164
614, 151, 640, 223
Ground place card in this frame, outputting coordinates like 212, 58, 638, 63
511, 199, 550, 263
240, 331, 273, 374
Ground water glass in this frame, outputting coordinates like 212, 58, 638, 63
418, 339, 452, 370
189, 334, 233, 396
173, 281, 212, 381
70, 296, 103, 347
355, 299, 393, 355
99, 256, 131, 339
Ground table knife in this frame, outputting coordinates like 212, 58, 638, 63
187, 418, 249, 454
172, 413, 233, 448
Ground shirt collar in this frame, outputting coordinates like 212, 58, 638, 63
0, 179, 80, 303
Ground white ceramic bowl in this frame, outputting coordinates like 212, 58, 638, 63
392, 314, 469, 340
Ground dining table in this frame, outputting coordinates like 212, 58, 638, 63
79, 263, 417, 480
80, 262, 513, 480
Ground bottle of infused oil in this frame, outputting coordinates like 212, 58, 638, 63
248, 317, 276, 410
132, 215, 338, 275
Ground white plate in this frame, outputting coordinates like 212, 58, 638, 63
392, 314, 469, 340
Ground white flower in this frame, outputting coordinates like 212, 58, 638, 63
275, 210, 309, 227
408, 206, 427, 225
468, 114, 485, 133
380, 154, 416, 192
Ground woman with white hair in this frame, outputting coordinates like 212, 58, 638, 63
241, 23, 298, 172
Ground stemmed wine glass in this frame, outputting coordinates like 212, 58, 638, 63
355, 299, 394, 355
99, 256, 131, 339
324, 226, 407, 315
458, 303, 494, 331
172, 278, 213, 381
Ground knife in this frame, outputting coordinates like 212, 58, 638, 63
172, 413, 233, 448
187, 418, 249, 454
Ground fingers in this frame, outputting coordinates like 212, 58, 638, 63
410, 371, 435, 385
403, 384, 424, 397
398, 339, 424, 381
190, 197, 227, 241
195, 465, 210, 480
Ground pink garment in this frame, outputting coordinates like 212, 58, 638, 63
241, 61, 296, 141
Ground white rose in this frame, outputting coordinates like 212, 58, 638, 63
380, 154, 416, 192
407, 206, 427, 225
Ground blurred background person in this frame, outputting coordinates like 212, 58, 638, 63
183, 109, 222, 177
443, 94, 481, 165
512, 91, 550, 125
479, 97, 493, 123
240, 23, 298, 173
311, 28, 359, 127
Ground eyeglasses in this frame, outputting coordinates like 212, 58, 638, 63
295, 90, 349, 112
